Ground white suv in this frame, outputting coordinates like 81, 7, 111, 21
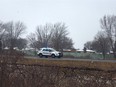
37, 47, 63, 58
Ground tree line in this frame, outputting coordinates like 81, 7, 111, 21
84, 15, 116, 58
1, 15, 116, 58
0, 21, 74, 52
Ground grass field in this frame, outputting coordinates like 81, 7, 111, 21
63, 52, 114, 59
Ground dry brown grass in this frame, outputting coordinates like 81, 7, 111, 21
18, 58, 116, 71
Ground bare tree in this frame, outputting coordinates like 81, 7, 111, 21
100, 15, 116, 57
36, 24, 53, 48
28, 23, 74, 51
0, 22, 4, 51
51, 23, 72, 51
0, 22, 5, 39
92, 31, 110, 59
62, 37, 74, 49
27, 33, 38, 49
0, 21, 8, 51
4, 21, 26, 50
16, 38, 27, 50
84, 41, 92, 50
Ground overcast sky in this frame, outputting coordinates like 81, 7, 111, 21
0, 0, 116, 49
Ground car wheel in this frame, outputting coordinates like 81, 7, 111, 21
39, 53, 43, 58
45, 56, 48, 58
58, 56, 61, 58
51, 54, 55, 58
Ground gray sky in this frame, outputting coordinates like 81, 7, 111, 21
0, 0, 116, 49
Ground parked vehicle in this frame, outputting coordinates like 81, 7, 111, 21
37, 47, 63, 58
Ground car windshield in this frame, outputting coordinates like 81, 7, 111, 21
49, 48, 56, 52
